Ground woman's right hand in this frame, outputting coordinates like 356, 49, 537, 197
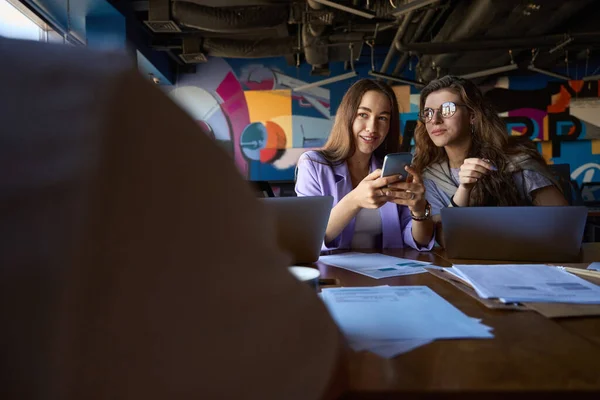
458, 158, 497, 190
349, 169, 399, 209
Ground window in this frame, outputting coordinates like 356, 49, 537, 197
0, 0, 70, 44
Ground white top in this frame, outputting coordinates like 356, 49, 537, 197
351, 208, 383, 249
0, 37, 339, 400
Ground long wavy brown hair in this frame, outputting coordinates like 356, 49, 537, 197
318, 78, 401, 165
413, 75, 552, 206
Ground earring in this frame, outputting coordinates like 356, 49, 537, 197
470, 123, 475, 135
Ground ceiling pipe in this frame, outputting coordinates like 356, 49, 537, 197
379, 11, 415, 75
391, 0, 439, 17
417, 0, 493, 82
396, 32, 600, 54
391, 7, 437, 77
308, 0, 375, 19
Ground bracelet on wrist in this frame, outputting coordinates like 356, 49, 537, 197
450, 195, 460, 207
410, 201, 431, 221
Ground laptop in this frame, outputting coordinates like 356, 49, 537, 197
260, 196, 333, 264
441, 206, 587, 263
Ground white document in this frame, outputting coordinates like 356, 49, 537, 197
452, 264, 600, 304
588, 262, 600, 271
318, 252, 433, 279
352, 339, 434, 359
347, 316, 493, 359
320, 286, 494, 341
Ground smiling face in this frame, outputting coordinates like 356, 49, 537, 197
422, 89, 472, 149
352, 90, 391, 157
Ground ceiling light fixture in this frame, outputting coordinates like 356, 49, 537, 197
309, 0, 375, 19
527, 65, 571, 80
583, 74, 600, 82
391, 0, 439, 17
526, 48, 571, 81
548, 36, 574, 54
459, 63, 519, 79
292, 71, 358, 92
368, 71, 425, 88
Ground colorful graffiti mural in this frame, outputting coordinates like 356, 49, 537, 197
165, 58, 338, 181
484, 76, 600, 185
166, 58, 600, 186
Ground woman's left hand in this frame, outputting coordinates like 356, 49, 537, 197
383, 165, 428, 216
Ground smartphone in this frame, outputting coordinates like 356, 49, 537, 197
381, 152, 413, 180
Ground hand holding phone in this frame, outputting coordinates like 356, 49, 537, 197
381, 152, 413, 181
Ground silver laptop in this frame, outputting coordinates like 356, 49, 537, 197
441, 206, 587, 263
260, 196, 333, 264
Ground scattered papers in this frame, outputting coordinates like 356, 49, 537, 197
320, 285, 493, 358
451, 264, 600, 304
588, 262, 600, 271
318, 252, 435, 279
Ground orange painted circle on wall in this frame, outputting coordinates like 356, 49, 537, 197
260, 121, 287, 162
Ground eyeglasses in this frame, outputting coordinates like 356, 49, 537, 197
420, 101, 468, 122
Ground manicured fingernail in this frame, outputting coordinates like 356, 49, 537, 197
490, 165, 498, 171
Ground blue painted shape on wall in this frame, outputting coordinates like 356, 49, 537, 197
507, 74, 564, 90
248, 160, 296, 181
551, 140, 600, 185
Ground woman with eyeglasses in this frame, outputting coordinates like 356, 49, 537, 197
412, 75, 568, 245
295, 79, 435, 251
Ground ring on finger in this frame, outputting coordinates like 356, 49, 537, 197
410, 192, 415, 200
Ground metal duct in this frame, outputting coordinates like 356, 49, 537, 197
417, 0, 494, 81
178, 0, 292, 6
202, 37, 296, 57
369, 0, 408, 18
380, 11, 414, 75
303, 22, 329, 67
172, 1, 288, 33
391, 7, 436, 76
307, 0, 324, 10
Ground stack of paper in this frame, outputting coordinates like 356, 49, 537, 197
320, 286, 493, 358
319, 252, 440, 279
588, 262, 600, 271
450, 264, 600, 304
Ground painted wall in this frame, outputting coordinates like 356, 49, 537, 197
167, 57, 600, 186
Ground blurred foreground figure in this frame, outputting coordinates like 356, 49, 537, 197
0, 37, 344, 400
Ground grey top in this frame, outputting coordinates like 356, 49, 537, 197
424, 168, 554, 216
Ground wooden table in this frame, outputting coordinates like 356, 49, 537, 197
315, 248, 600, 398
